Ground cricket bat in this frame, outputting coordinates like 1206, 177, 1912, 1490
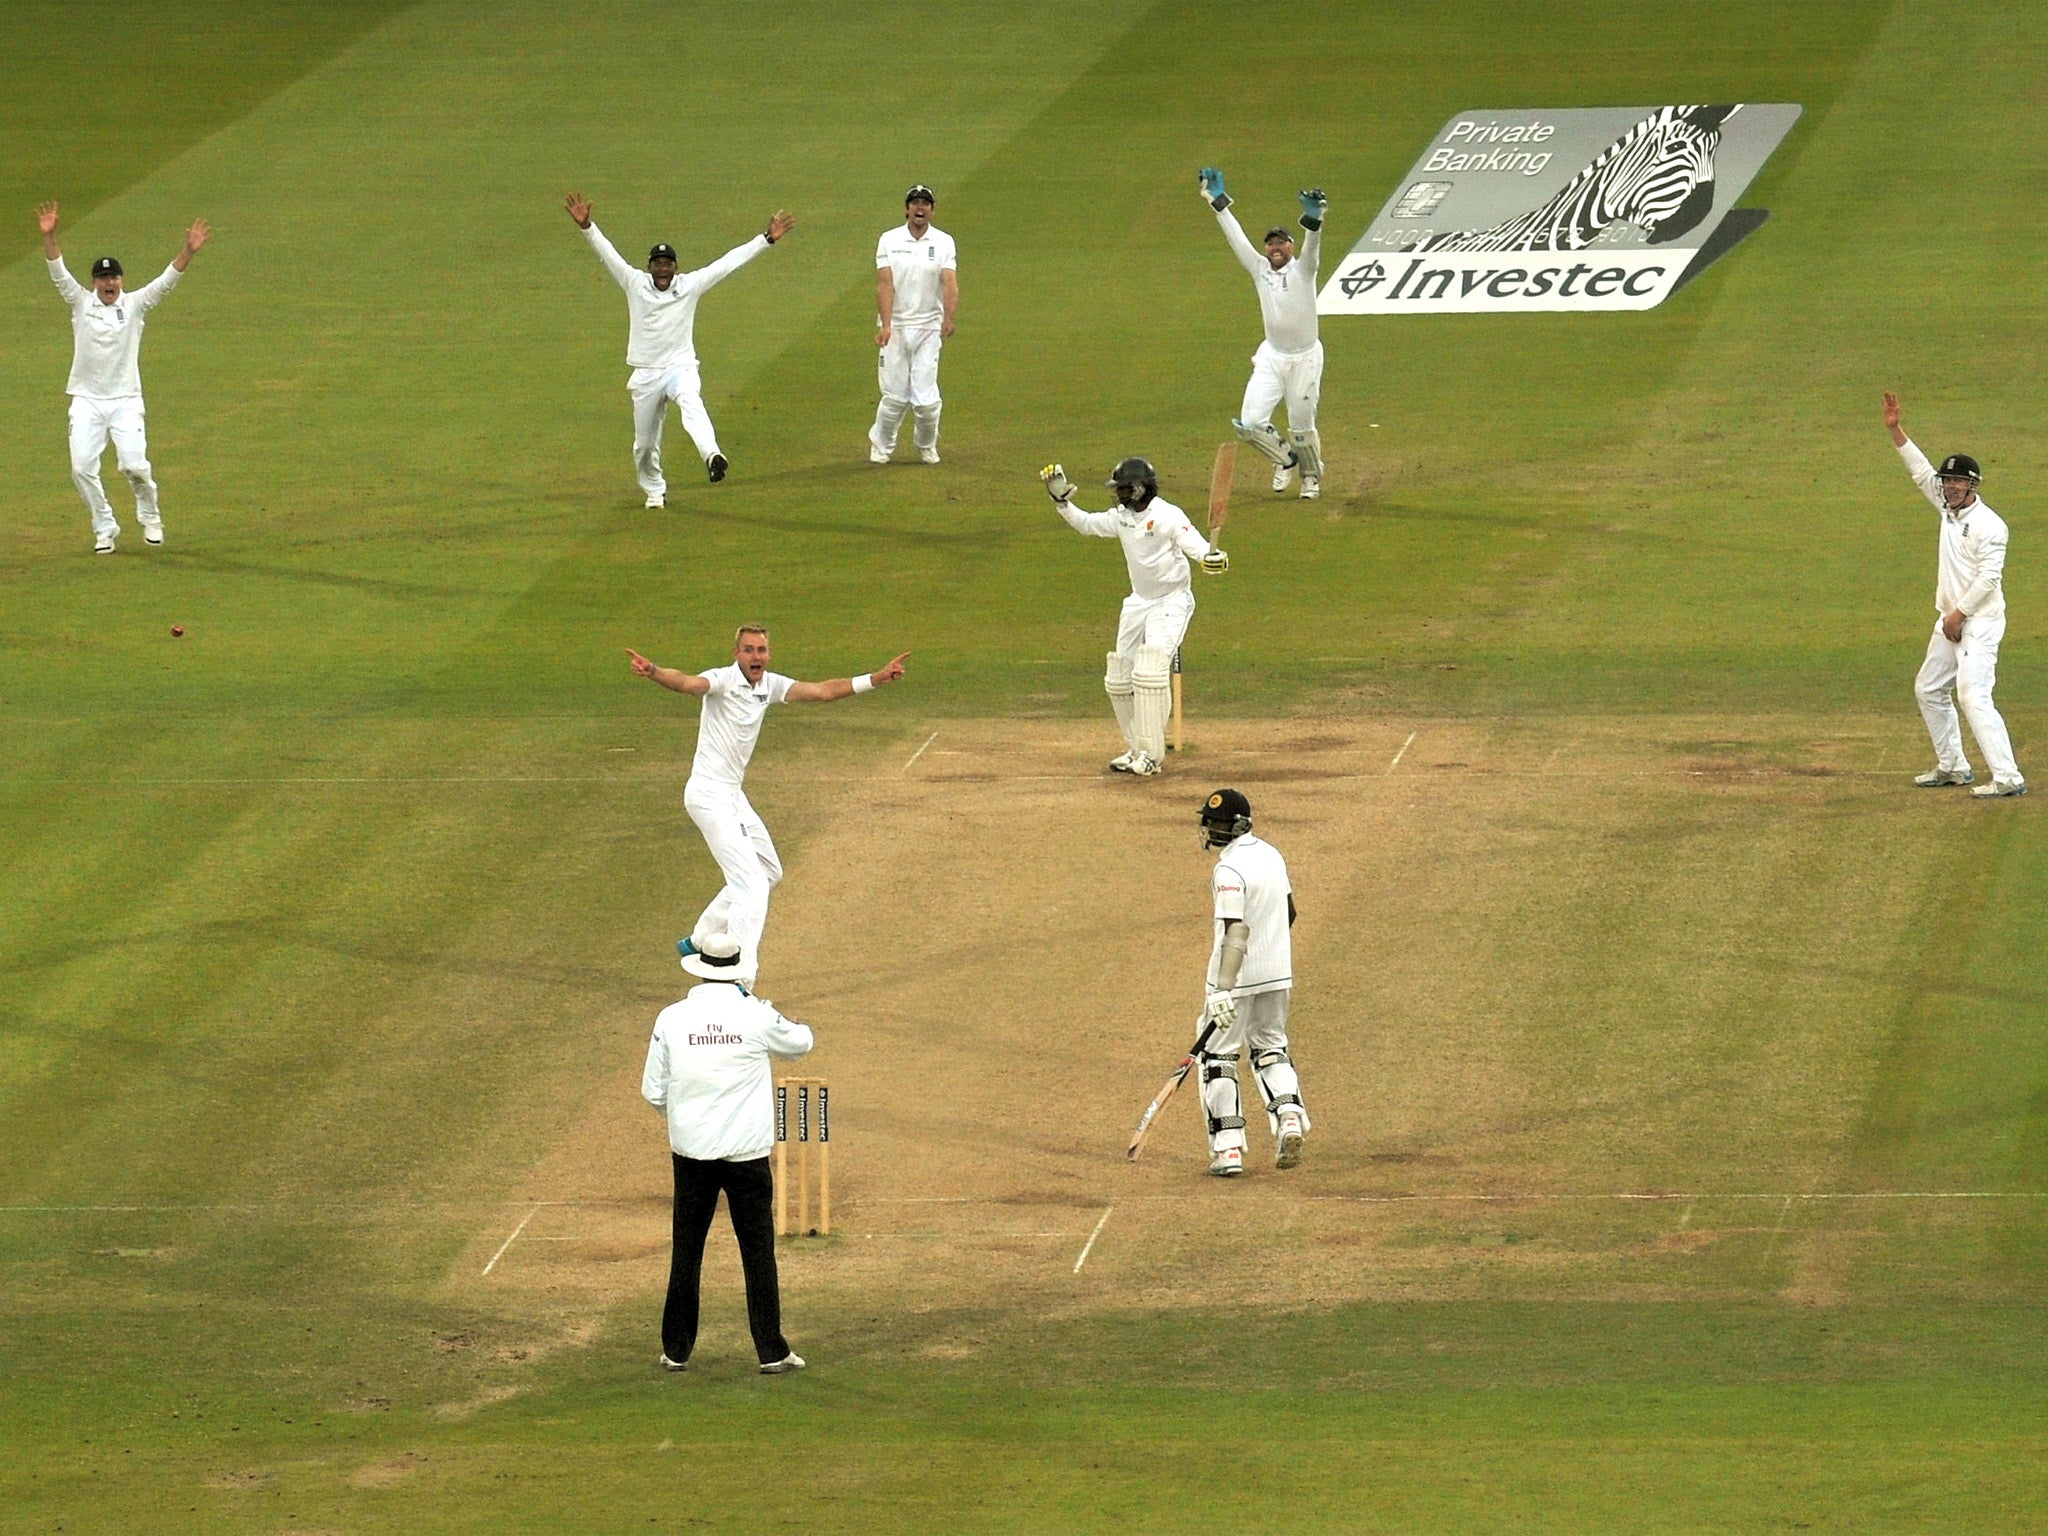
1171, 443, 1236, 752
1126, 1014, 1219, 1161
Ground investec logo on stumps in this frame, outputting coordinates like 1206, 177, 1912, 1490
1319, 103, 1800, 315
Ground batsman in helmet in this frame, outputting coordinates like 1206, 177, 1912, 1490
1039, 456, 1228, 776
1193, 788, 1307, 1176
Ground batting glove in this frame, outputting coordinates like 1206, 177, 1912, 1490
1204, 990, 1238, 1030
1199, 166, 1231, 211
1298, 187, 1328, 231
1200, 548, 1230, 576
1039, 463, 1074, 504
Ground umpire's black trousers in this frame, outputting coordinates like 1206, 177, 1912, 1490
663, 1153, 789, 1366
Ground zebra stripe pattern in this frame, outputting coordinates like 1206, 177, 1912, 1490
1413, 104, 1740, 254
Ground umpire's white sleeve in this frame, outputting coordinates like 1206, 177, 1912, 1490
641, 1025, 670, 1110
760, 1009, 815, 1060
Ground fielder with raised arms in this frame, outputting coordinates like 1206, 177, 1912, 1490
39, 200, 211, 553
1883, 391, 2026, 798
1040, 457, 1227, 776
1199, 168, 1328, 499
628, 627, 909, 983
566, 192, 794, 504
1194, 788, 1307, 1177
868, 184, 958, 465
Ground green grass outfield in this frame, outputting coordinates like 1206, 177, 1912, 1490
3, 1, 2047, 1531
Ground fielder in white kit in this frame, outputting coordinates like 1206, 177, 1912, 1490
1039, 457, 1228, 776
1193, 788, 1307, 1177
39, 200, 211, 553
1883, 391, 2026, 798
1198, 168, 1328, 499
566, 192, 793, 504
869, 184, 958, 465
627, 626, 909, 981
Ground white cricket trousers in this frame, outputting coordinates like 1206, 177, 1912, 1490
871, 326, 943, 454
68, 394, 160, 540
1115, 588, 1195, 657
1916, 615, 2024, 785
1239, 340, 1323, 433
684, 780, 783, 979
630, 362, 721, 498
1200, 990, 1307, 1155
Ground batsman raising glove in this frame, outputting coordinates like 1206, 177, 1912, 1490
1039, 463, 1074, 505
1200, 547, 1230, 576
1298, 187, 1328, 231
1199, 166, 1231, 211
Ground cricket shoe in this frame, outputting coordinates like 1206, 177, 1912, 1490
143, 523, 164, 545
1971, 780, 2028, 799
706, 453, 729, 483
868, 441, 891, 464
1913, 767, 1973, 787
1209, 1147, 1245, 1178
94, 533, 116, 554
1299, 475, 1321, 500
1108, 750, 1139, 773
1127, 752, 1162, 777
759, 1352, 807, 1375
1275, 1111, 1306, 1169
645, 494, 666, 509
1271, 460, 1296, 493
658, 1354, 689, 1373
919, 445, 941, 464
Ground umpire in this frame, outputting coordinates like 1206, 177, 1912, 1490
641, 932, 813, 1375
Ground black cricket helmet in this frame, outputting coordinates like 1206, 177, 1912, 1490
1107, 455, 1158, 504
1199, 787, 1253, 848
1938, 453, 1982, 483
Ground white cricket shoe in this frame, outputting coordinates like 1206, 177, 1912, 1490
868, 441, 891, 464
1971, 780, 2028, 798
1128, 752, 1162, 777
94, 533, 116, 554
1271, 461, 1295, 493
759, 1352, 807, 1375
1914, 767, 1972, 787
1275, 1111, 1306, 1169
645, 494, 665, 509
658, 1354, 688, 1372
1108, 750, 1139, 773
1299, 475, 1321, 500
143, 523, 164, 546
919, 445, 941, 464
1209, 1147, 1245, 1178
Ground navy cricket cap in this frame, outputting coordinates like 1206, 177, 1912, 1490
1264, 227, 1292, 243
905, 184, 935, 205
90, 256, 122, 278
1938, 453, 1982, 482
648, 243, 678, 263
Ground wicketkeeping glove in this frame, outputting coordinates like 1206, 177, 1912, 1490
1199, 166, 1231, 211
1200, 548, 1230, 576
1039, 463, 1074, 504
1204, 990, 1238, 1030
1298, 187, 1328, 231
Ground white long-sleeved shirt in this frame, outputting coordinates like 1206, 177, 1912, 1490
583, 223, 769, 370
688, 664, 794, 790
49, 258, 182, 398
1056, 495, 1209, 601
1899, 439, 2008, 621
642, 982, 814, 1160
1207, 833, 1293, 997
1215, 207, 1320, 356
876, 222, 956, 329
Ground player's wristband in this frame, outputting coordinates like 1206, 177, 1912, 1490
851, 674, 874, 694
1209, 194, 1232, 212
1300, 214, 1322, 231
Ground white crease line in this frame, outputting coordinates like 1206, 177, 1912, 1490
903, 730, 940, 773
481, 1204, 540, 1276
1072, 1206, 1114, 1274
1759, 1194, 1797, 1268
1385, 731, 1417, 775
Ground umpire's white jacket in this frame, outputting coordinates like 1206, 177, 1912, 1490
642, 984, 814, 1161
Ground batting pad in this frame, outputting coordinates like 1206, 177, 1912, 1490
1233, 417, 1293, 467
1132, 645, 1172, 758
1287, 428, 1323, 477
1105, 651, 1138, 751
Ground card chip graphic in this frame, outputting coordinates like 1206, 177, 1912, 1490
1392, 181, 1453, 219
